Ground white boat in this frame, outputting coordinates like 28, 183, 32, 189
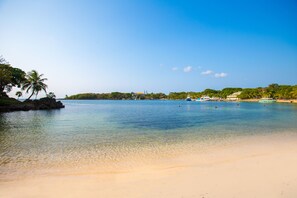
185, 96, 192, 101
196, 96, 210, 102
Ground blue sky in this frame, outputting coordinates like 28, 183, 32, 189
0, 0, 296, 98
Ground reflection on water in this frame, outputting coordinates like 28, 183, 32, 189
0, 100, 297, 179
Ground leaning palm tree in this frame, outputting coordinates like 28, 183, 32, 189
22, 70, 48, 100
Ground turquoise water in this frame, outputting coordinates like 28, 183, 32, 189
0, 100, 297, 177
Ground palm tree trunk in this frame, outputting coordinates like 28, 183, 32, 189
27, 92, 34, 100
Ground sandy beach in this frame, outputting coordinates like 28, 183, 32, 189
1, 132, 297, 198
1, 0, 297, 197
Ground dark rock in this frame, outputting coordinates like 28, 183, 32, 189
0, 97, 65, 113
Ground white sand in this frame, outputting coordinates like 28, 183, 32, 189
1, 133, 297, 198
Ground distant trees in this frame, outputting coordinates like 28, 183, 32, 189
291, 86, 297, 99
238, 88, 262, 99
219, 88, 242, 98
272, 85, 292, 99
268, 84, 297, 99
237, 84, 297, 99
168, 88, 241, 100
66, 92, 167, 100
66, 84, 297, 100
145, 93, 167, 100
168, 92, 188, 100
202, 89, 220, 97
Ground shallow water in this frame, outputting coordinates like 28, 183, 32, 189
0, 100, 297, 178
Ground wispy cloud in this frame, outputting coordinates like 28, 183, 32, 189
172, 67, 178, 71
183, 66, 192, 73
201, 70, 213, 75
214, 72, 227, 78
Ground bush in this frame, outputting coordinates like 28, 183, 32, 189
0, 97, 21, 106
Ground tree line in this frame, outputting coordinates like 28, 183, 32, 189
66, 85, 297, 100
66, 92, 167, 100
3, 55, 295, 101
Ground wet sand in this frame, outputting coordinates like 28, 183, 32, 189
1, 132, 297, 198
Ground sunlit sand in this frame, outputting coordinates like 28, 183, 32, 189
1, 132, 297, 198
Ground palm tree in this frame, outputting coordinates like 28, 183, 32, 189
22, 70, 48, 100
15, 91, 22, 99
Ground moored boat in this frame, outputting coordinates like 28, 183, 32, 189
196, 96, 210, 102
259, 98, 276, 103
185, 96, 192, 101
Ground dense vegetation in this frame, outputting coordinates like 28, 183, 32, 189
238, 84, 297, 99
0, 56, 53, 101
66, 84, 297, 100
66, 92, 167, 100
0, 57, 26, 98
0, 56, 64, 112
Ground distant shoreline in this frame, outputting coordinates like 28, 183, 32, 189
64, 84, 297, 101
61, 98, 297, 103
240, 99, 297, 103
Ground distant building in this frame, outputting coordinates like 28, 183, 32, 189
227, 91, 242, 101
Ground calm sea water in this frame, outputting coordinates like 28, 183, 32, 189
0, 100, 297, 178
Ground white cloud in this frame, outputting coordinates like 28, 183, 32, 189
201, 70, 213, 75
172, 67, 178, 71
214, 72, 228, 78
183, 66, 192, 73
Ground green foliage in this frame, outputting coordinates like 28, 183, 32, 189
66, 84, 297, 100
144, 93, 167, 100
220, 88, 242, 98
291, 85, 297, 99
0, 57, 58, 104
66, 93, 97, 99
0, 58, 26, 97
168, 92, 188, 100
263, 83, 279, 98
167, 88, 236, 100
238, 88, 263, 99
66, 92, 166, 100
22, 70, 48, 99
273, 85, 292, 99
202, 89, 220, 97
238, 84, 297, 99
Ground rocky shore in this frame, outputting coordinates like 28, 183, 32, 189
0, 97, 65, 113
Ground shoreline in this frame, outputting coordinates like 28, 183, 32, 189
1, 132, 297, 197
62, 98, 297, 104
240, 99, 297, 103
